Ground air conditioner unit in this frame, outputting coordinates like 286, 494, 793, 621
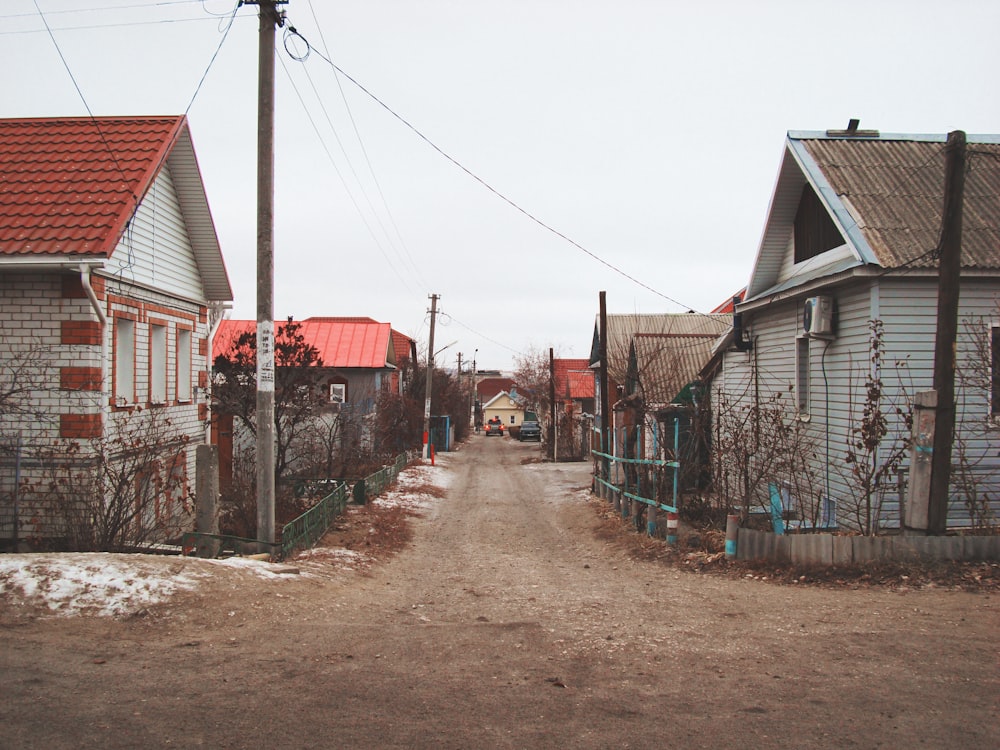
803, 296, 835, 337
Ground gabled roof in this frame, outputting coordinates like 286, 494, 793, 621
553, 358, 594, 401
626, 331, 722, 405
482, 390, 521, 410
390, 329, 416, 365
591, 313, 731, 384
477, 377, 515, 403
0, 115, 232, 300
214, 317, 396, 369
745, 129, 1000, 303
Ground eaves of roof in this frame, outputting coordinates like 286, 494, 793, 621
0, 115, 232, 301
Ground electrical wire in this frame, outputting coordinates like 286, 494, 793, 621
280, 28, 428, 290
303, 0, 429, 290
278, 23, 701, 315
276, 53, 418, 296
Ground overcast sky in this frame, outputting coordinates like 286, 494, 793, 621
4, 0, 999, 372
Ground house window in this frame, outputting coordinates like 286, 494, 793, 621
794, 185, 844, 263
329, 383, 346, 404
114, 317, 135, 404
176, 328, 192, 402
150, 323, 167, 405
795, 336, 811, 417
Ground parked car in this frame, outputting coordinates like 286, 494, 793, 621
518, 420, 541, 442
484, 417, 504, 436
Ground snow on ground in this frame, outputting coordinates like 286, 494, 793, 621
0, 456, 451, 618
372, 454, 452, 511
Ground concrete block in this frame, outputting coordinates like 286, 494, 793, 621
964, 536, 1000, 561
832, 536, 854, 565
791, 534, 833, 565
852, 535, 894, 562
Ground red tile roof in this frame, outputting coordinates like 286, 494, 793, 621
552, 358, 594, 400
0, 116, 186, 257
214, 318, 395, 369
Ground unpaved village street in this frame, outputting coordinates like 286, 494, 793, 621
2, 436, 998, 749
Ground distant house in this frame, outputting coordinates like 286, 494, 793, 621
589, 313, 730, 452
0, 116, 233, 549
212, 316, 409, 484
481, 390, 525, 429
476, 376, 515, 406
553, 358, 595, 418
708, 127, 1000, 532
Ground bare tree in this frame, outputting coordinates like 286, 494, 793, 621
839, 321, 912, 535
213, 318, 329, 485
22, 408, 192, 551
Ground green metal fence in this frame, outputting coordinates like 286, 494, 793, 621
280, 453, 409, 558
184, 453, 412, 561
280, 480, 351, 559
355, 453, 409, 503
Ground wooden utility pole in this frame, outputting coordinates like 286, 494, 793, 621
927, 130, 967, 535
249, 0, 284, 548
598, 291, 611, 496
549, 347, 556, 460
422, 294, 439, 460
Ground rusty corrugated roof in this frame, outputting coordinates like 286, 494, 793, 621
799, 136, 1000, 270
602, 313, 731, 383
630, 332, 720, 405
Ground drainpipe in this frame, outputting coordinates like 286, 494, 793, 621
205, 301, 231, 443
79, 264, 108, 409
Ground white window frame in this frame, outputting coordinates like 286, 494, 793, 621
176, 327, 192, 402
329, 383, 346, 404
150, 322, 167, 405
115, 317, 135, 405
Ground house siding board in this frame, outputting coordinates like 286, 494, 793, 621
724, 277, 1000, 529
107, 166, 204, 302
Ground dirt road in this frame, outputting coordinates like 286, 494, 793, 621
2, 436, 998, 748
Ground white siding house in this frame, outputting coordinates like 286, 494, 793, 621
0, 116, 232, 550
710, 127, 1000, 534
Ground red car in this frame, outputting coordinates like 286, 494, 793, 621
484, 417, 505, 436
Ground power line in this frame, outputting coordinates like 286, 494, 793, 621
280, 27, 429, 289
276, 54, 419, 297
279, 25, 701, 314
302, 0, 428, 289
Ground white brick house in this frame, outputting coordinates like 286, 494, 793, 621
0, 116, 232, 549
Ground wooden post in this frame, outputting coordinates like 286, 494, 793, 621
599, 292, 611, 501
904, 391, 937, 534
549, 347, 556, 461
928, 131, 966, 535
195, 444, 220, 558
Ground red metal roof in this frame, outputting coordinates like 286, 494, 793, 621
0, 116, 185, 257
214, 318, 395, 369
553, 358, 594, 400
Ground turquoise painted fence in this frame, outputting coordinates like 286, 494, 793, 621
592, 419, 681, 535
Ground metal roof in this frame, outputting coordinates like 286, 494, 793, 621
214, 318, 395, 370
629, 331, 723, 405
595, 313, 731, 383
552, 358, 594, 400
0, 115, 232, 301
746, 130, 1000, 302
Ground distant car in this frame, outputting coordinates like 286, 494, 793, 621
518, 420, 541, 442
484, 417, 504, 437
